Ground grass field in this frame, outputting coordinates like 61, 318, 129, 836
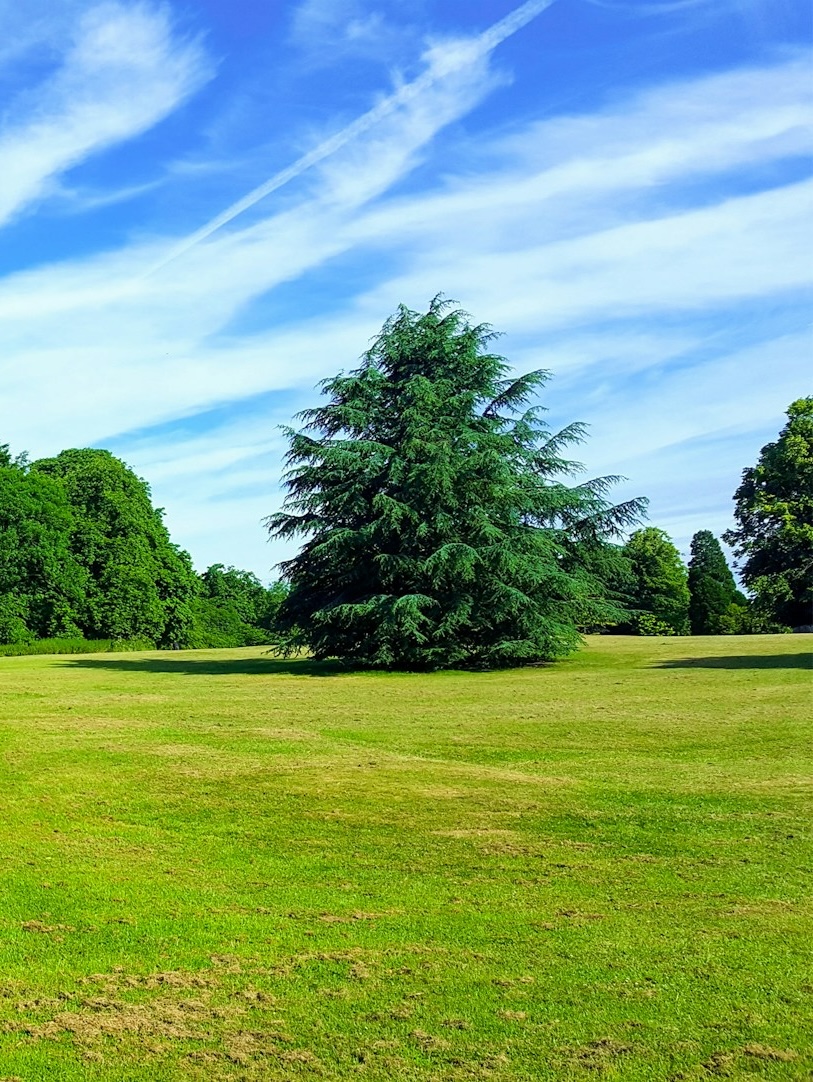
0, 635, 810, 1081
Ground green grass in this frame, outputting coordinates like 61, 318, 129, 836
0, 635, 810, 1081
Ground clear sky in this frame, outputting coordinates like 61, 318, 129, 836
1, 0, 810, 581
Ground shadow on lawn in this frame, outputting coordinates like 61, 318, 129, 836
656, 652, 811, 671
59, 655, 350, 677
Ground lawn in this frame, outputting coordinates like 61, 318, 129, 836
0, 635, 810, 1081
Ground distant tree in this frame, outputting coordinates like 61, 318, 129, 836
189, 596, 259, 649
687, 530, 740, 634
198, 564, 269, 624
261, 580, 289, 631
623, 527, 690, 635
724, 399, 813, 629
0, 458, 86, 643
267, 297, 646, 669
0, 444, 29, 470
190, 565, 287, 647
31, 449, 198, 645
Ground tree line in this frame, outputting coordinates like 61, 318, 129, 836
600, 526, 749, 638
2, 298, 809, 664
0, 447, 284, 649
268, 298, 811, 666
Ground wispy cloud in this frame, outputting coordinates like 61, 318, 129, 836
582, 0, 718, 12
288, 0, 413, 68
0, 0, 88, 71
0, 0, 809, 575
0, 6, 530, 455
145, 0, 556, 274
0, 1, 211, 226
1, 51, 807, 410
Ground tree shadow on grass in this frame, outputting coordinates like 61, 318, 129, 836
58, 654, 352, 678
656, 652, 811, 671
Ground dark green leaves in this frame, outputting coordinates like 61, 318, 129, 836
268, 297, 646, 669
687, 530, 739, 635
724, 398, 813, 629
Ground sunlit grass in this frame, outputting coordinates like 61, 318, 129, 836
0, 635, 810, 1080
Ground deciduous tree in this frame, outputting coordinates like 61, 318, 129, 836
623, 527, 689, 635
0, 460, 85, 642
31, 449, 198, 644
724, 399, 813, 629
190, 565, 287, 647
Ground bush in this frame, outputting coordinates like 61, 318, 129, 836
0, 598, 33, 646
187, 597, 274, 649
634, 612, 677, 637
0, 637, 153, 657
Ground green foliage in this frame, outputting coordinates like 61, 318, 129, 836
724, 398, 813, 629
0, 595, 33, 645
31, 449, 198, 645
0, 462, 86, 643
0, 443, 29, 470
267, 297, 645, 669
714, 601, 747, 636
188, 566, 288, 648
623, 527, 690, 635
188, 598, 270, 648
563, 541, 637, 632
263, 579, 289, 628
0, 637, 152, 657
687, 530, 739, 634
187, 598, 253, 648
199, 564, 286, 630
1, 442, 284, 651
633, 611, 678, 636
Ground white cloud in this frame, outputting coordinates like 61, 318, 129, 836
0, 27, 810, 575
288, 0, 413, 68
582, 330, 812, 469
142, 0, 531, 276
0, 23, 512, 449
367, 179, 813, 333
0, 2, 211, 226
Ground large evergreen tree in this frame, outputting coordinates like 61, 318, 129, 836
267, 298, 645, 669
623, 527, 690, 635
687, 530, 739, 634
723, 398, 813, 629
562, 540, 637, 633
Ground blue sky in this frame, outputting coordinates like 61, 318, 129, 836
1, 0, 810, 581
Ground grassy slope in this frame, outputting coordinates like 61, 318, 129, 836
0, 635, 810, 1081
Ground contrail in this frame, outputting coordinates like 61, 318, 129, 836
143, 0, 557, 276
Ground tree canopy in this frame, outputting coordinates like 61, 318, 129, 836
623, 527, 690, 635
31, 449, 198, 645
0, 444, 285, 649
0, 459, 86, 642
724, 398, 813, 629
267, 297, 646, 669
687, 530, 740, 635
190, 564, 287, 648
